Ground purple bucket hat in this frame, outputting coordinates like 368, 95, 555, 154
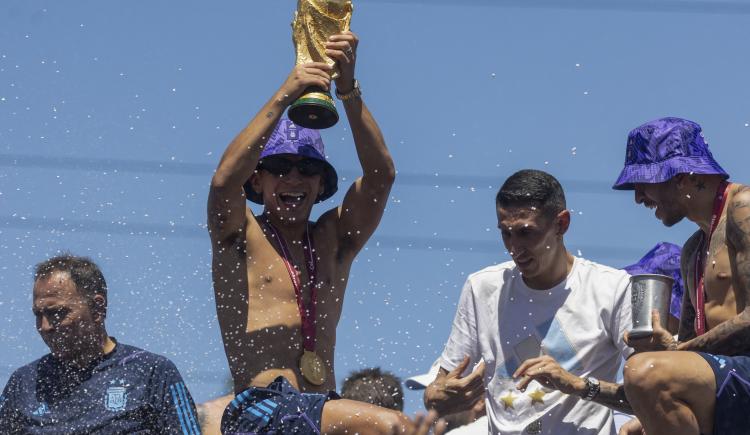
623, 242, 684, 319
244, 118, 338, 205
612, 117, 729, 190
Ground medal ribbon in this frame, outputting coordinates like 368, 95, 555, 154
264, 217, 318, 352
694, 181, 730, 336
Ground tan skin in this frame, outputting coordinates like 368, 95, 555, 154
32, 270, 115, 368
616, 175, 750, 435
208, 32, 416, 434
196, 394, 233, 435
406, 411, 447, 435
424, 205, 575, 415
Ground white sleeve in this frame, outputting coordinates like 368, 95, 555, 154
438, 278, 481, 374
610, 274, 634, 359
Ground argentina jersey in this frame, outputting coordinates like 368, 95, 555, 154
0, 340, 201, 434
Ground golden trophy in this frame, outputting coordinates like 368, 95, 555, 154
288, 0, 353, 129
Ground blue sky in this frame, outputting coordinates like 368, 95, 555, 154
1, 0, 749, 414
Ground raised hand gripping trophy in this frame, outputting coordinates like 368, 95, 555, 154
288, 0, 353, 129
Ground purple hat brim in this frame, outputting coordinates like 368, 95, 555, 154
613, 155, 729, 190
243, 162, 338, 205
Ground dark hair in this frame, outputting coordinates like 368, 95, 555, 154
496, 169, 567, 218
34, 254, 108, 304
340, 367, 404, 411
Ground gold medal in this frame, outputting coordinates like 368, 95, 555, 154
299, 350, 327, 386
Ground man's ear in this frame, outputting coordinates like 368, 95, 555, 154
92, 294, 107, 322
556, 209, 571, 237
249, 171, 263, 197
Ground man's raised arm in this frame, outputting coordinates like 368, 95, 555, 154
318, 32, 395, 257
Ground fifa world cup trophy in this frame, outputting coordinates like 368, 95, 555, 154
287, 0, 353, 129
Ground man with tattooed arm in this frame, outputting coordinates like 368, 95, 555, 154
610, 117, 750, 435
508, 118, 750, 435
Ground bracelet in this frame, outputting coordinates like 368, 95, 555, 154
335, 79, 362, 101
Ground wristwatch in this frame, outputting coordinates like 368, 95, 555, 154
581, 376, 600, 401
335, 79, 362, 101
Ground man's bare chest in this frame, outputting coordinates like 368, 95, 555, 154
245, 246, 345, 319
687, 222, 734, 307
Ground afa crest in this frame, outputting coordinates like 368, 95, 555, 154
286, 121, 299, 141
105, 386, 128, 411
31, 402, 49, 417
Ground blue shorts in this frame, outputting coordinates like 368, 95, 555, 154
697, 352, 750, 435
220, 376, 339, 435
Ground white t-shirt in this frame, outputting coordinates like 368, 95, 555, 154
447, 416, 489, 434
439, 257, 632, 435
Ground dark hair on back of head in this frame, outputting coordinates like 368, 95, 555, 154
496, 169, 567, 218
341, 367, 404, 411
34, 254, 107, 303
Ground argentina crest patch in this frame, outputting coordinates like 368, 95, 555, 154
105, 386, 128, 411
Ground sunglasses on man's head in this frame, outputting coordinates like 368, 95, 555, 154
258, 157, 327, 177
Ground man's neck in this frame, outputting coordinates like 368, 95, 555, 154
262, 211, 309, 242
684, 177, 727, 234
523, 247, 574, 290
65, 333, 116, 369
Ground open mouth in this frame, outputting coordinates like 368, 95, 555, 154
643, 201, 658, 214
515, 257, 533, 268
643, 201, 661, 218
278, 192, 307, 207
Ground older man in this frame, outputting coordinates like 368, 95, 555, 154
0, 254, 200, 434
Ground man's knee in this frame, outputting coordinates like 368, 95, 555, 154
374, 410, 412, 435
623, 352, 674, 400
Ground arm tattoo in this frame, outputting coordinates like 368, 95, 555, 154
682, 187, 750, 354
593, 381, 633, 414
265, 111, 274, 118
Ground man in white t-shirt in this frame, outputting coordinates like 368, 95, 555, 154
424, 169, 634, 435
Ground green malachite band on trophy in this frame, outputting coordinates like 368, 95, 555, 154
303, 92, 334, 104
288, 87, 339, 129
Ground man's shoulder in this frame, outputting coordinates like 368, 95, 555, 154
464, 261, 518, 295
111, 343, 177, 370
573, 257, 630, 284
727, 182, 750, 228
682, 231, 703, 256
5, 353, 53, 385
467, 261, 516, 281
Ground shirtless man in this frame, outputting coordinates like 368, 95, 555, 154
208, 31, 410, 434
612, 117, 750, 435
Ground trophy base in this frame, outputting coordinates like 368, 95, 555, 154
288, 88, 339, 130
